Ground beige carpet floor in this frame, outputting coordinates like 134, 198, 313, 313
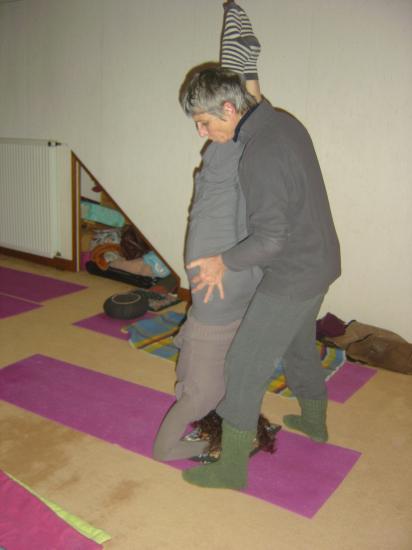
1, 254, 411, 550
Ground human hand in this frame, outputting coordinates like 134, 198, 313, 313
186, 255, 226, 303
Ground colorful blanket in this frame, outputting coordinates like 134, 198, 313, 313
140, 337, 346, 398
268, 342, 346, 397
141, 336, 180, 361
124, 311, 185, 349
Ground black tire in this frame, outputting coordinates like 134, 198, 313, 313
103, 290, 149, 320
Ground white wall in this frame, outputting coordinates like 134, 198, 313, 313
1, 0, 411, 339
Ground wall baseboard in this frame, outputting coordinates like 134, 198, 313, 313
0, 247, 76, 271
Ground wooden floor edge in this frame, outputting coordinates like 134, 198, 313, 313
177, 287, 191, 304
0, 248, 76, 271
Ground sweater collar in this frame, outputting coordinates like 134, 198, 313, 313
233, 99, 274, 144
233, 103, 259, 143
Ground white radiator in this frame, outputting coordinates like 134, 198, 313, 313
0, 138, 73, 260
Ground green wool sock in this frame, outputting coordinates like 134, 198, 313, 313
220, 2, 261, 80
283, 398, 328, 443
182, 420, 255, 489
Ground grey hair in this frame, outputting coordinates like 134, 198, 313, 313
180, 68, 257, 118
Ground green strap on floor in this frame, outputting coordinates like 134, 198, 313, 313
7, 471, 111, 545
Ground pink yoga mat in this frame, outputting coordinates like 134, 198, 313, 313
0, 267, 86, 302
326, 361, 376, 403
0, 355, 361, 518
73, 312, 156, 341
0, 470, 102, 550
0, 294, 42, 319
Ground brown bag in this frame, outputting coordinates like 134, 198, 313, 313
325, 321, 406, 349
346, 335, 412, 375
325, 321, 412, 375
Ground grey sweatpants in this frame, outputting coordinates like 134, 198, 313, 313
217, 291, 326, 431
152, 314, 241, 461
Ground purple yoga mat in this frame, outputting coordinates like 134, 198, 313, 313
0, 294, 42, 319
0, 470, 102, 550
0, 266, 86, 302
73, 312, 155, 341
0, 355, 361, 518
326, 361, 376, 403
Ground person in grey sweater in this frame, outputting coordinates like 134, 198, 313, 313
181, 67, 341, 489
152, 1, 262, 461
152, 139, 262, 461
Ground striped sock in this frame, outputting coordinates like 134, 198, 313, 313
220, 2, 261, 80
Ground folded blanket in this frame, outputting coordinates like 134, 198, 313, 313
124, 311, 186, 348
141, 337, 180, 361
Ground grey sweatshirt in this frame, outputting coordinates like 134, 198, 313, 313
222, 100, 341, 300
185, 140, 262, 324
